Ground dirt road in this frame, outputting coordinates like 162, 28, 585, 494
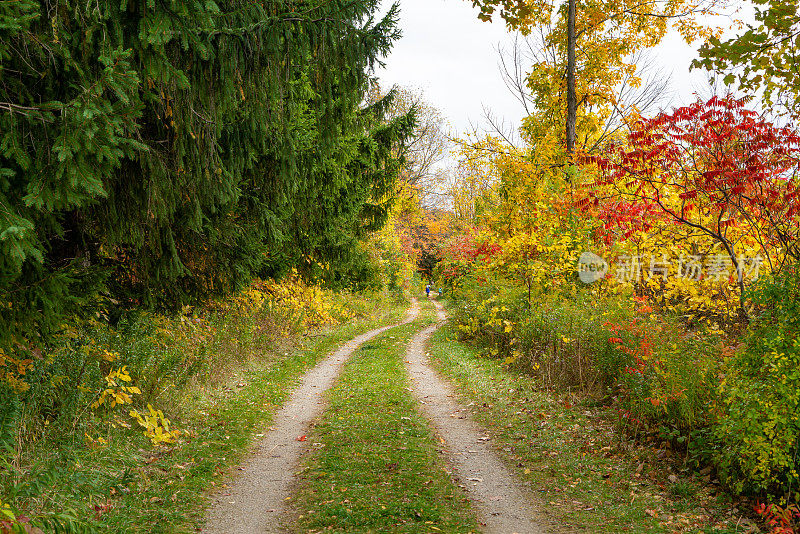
203, 301, 419, 533
405, 299, 549, 534
204, 297, 548, 533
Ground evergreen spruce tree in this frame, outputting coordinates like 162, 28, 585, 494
0, 0, 411, 352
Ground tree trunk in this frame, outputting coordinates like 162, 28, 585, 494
566, 0, 577, 157
722, 240, 750, 324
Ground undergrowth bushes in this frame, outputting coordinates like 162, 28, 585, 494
448, 272, 799, 508
450, 288, 720, 435
453, 290, 625, 390
2, 277, 365, 444
0, 276, 397, 532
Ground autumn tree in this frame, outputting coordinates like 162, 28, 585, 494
467, 0, 733, 155
363, 85, 456, 278
584, 95, 800, 317
697, 0, 800, 117
371, 86, 453, 209
498, 34, 671, 156
467, 0, 537, 27
447, 144, 502, 225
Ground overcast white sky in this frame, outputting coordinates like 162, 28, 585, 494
375, 0, 747, 139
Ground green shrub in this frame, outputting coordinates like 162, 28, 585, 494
713, 267, 800, 502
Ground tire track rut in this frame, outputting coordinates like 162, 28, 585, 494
405, 299, 549, 534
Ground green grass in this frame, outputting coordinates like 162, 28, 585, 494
426, 325, 750, 534
290, 302, 480, 533
2, 300, 410, 533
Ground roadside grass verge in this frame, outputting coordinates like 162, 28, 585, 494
1, 295, 409, 533
427, 325, 756, 534
290, 302, 480, 533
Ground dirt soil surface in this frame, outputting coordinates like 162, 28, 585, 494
406, 299, 551, 534
202, 300, 420, 534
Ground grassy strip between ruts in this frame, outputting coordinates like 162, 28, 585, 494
8, 301, 410, 534
427, 324, 757, 534
290, 301, 480, 533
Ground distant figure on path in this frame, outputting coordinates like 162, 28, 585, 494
425, 284, 431, 298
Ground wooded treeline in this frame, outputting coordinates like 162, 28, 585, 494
0, 0, 412, 350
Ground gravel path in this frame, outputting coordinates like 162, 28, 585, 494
406, 299, 549, 534
202, 301, 419, 534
